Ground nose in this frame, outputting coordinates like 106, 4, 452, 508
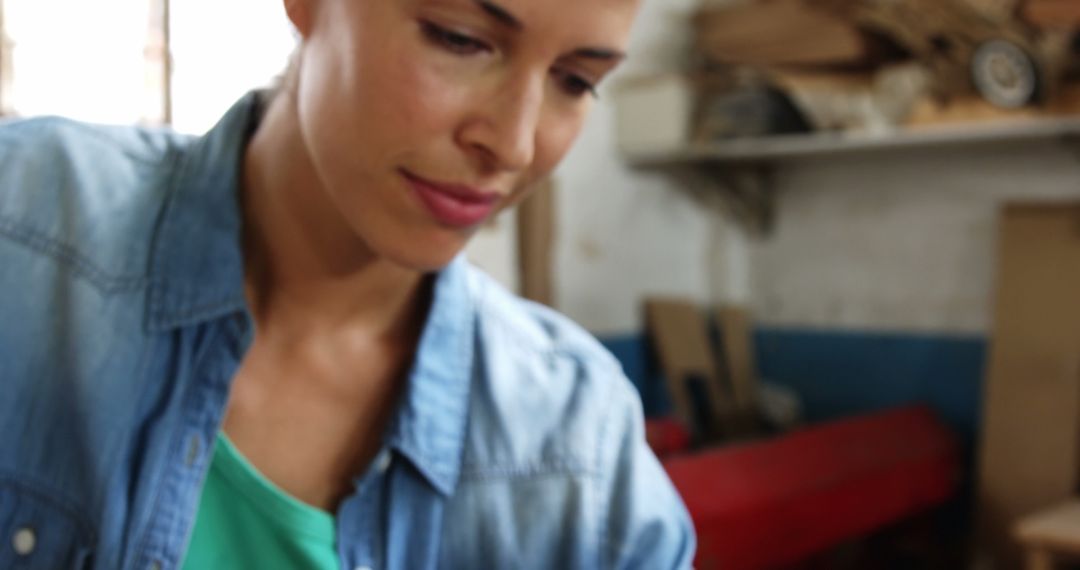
458, 72, 543, 172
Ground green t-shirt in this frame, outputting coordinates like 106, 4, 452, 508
181, 433, 339, 569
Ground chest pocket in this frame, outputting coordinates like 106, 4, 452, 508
0, 480, 93, 569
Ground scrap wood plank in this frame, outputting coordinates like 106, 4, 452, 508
694, 0, 879, 67
906, 81, 1080, 126
1023, 0, 1080, 27
976, 202, 1080, 568
714, 305, 759, 419
645, 298, 737, 442
964, 0, 1022, 22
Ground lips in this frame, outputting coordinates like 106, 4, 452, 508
402, 170, 501, 228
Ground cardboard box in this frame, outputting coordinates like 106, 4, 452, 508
613, 75, 697, 156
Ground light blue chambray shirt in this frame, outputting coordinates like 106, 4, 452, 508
0, 92, 695, 570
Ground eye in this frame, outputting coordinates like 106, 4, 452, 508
420, 21, 492, 56
553, 69, 598, 99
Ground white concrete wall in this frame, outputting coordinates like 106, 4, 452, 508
749, 140, 1080, 334
465, 211, 520, 293
550, 0, 720, 335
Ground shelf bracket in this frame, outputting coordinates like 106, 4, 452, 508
1062, 132, 1080, 163
670, 163, 777, 236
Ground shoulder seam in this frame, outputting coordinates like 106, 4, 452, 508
0, 215, 148, 293
9, 116, 173, 165
0, 117, 171, 167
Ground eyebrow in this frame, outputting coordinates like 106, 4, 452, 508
571, 47, 626, 62
475, 0, 523, 30
473, 0, 628, 61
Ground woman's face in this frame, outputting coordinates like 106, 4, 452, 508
288, 0, 640, 271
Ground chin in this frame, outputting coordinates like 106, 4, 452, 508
378, 231, 468, 274
398, 252, 460, 274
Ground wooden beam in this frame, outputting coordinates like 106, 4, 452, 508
0, 0, 9, 116
145, 0, 172, 124
162, 0, 171, 124
516, 178, 555, 306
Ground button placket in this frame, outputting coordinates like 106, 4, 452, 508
184, 434, 202, 467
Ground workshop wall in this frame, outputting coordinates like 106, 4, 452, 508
466, 0, 1080, 441
746, 142, 1080, 439
752, 143, 1080, 334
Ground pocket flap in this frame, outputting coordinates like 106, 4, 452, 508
1, 480, 93, 569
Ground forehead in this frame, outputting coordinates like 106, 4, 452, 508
433, 0, 642, 47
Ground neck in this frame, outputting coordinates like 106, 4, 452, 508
241, 91, 430, 341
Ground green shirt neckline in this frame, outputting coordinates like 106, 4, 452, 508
210, 432, 336, 538
181, 432, 338, 570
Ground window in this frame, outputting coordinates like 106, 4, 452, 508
0, 0, 294, 132
4, 0, 150, 124
169, 0, 294, 134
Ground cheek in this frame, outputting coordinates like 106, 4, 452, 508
534, 113, 586, 175
503, 115, 584, 207
378, 48, 471, 142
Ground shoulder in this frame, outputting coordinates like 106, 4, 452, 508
449, 263, 696, 568
0, 116, 186, 188
465, 263, 622, 374
0, 116, 190, 289
461, 263, 641, 473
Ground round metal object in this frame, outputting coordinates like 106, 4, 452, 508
971, 39, 1039, 109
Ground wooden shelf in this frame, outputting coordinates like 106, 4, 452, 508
624, 116, 1080, 167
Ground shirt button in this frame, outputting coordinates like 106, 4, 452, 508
12, 527, 36, 556
185, 435, 201, 467
354, 566, 373, 570
376, 451, 392, 473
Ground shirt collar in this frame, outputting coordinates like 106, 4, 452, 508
148, 91, 475, 496
383, 257, 475, 497
147, 90, 263, 331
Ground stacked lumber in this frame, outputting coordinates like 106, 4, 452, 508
692, 0, 1080, 128
965, 0, 1022, 22
1023, 0, 1080, 27
907, 81, 1080, 126
694, 0, 883, 67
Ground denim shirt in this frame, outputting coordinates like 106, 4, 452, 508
0, 92, 694, 570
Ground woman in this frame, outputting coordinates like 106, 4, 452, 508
0, 0, 694, 568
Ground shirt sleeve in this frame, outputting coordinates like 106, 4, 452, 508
597, 375, 696, 570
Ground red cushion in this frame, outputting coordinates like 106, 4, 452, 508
646, 418, 693, 458
663, 405, 960, 569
